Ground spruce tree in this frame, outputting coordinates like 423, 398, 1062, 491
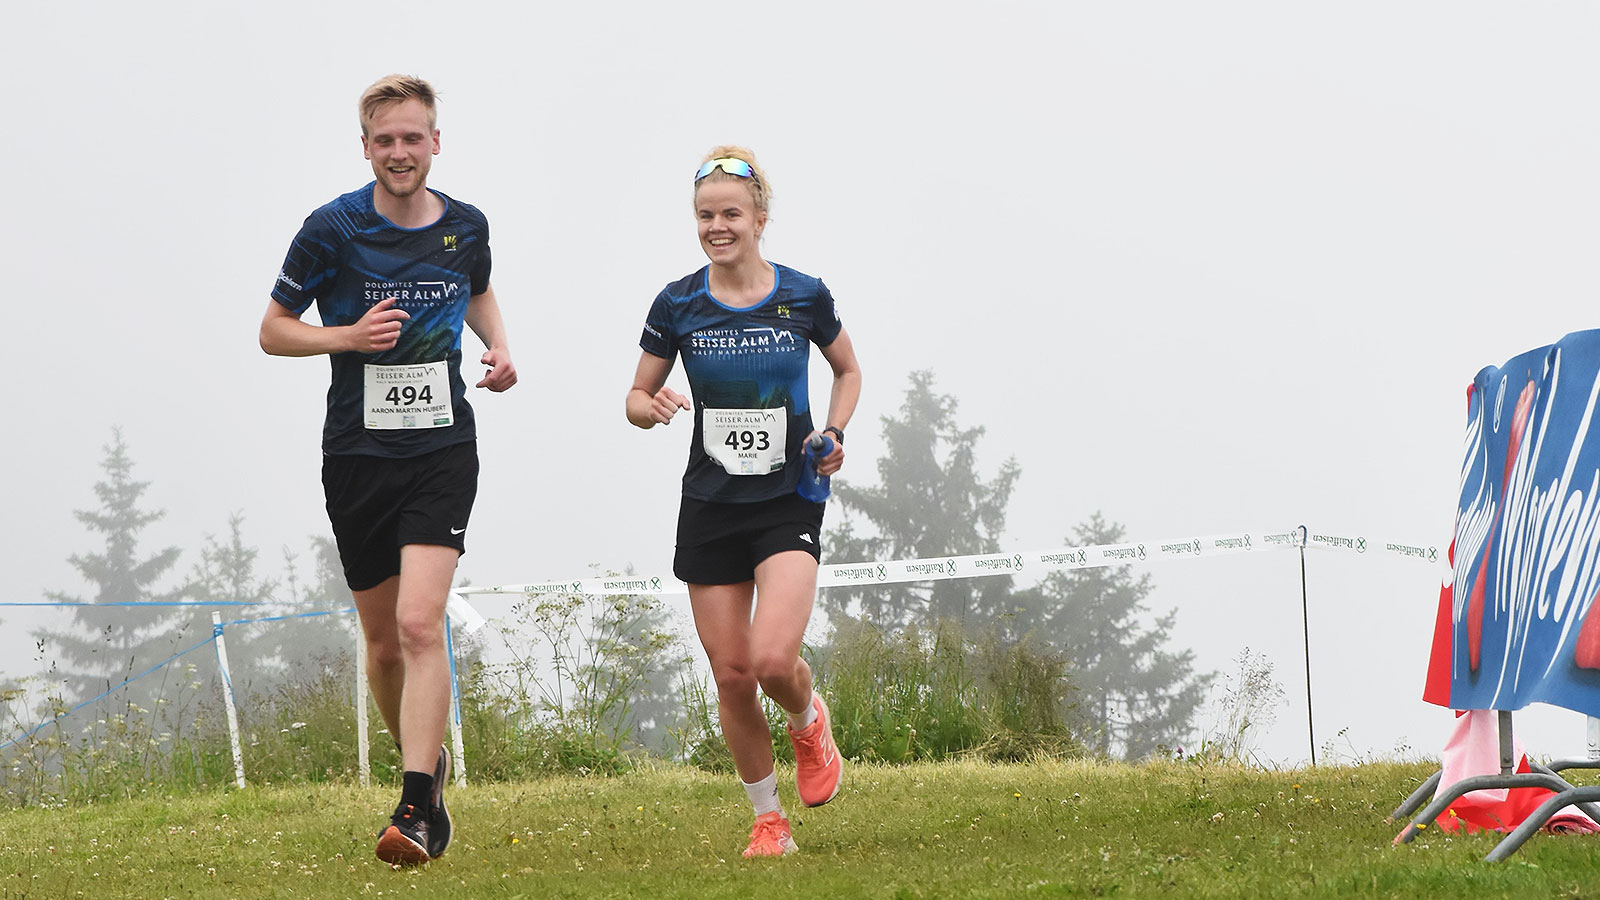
1007, 513, 1212, 759
273, 535, 361, 678
182, 513, 288, 695
825, 370, 1021, 629
40, 429, 186, 706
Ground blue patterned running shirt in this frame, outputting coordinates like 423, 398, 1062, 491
272, 183, 491, 458
639, 263, 843, 503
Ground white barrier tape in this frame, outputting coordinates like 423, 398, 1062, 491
1304, 530, 1445, 566
1306, 531, 1366, 554
820, 530, 1292, 588
1377, 541, 1443, 565
445, 592, 489, 633
458, 574, 681, 598
452, 526, 1444, 599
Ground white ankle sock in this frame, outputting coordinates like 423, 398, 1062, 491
742, 771, 783, 817
788, 693, 818, 731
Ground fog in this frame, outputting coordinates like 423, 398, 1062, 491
5, 1, 1598, 764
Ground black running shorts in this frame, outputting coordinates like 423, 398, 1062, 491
674, 492, 826, 586
322, 441, 479, 591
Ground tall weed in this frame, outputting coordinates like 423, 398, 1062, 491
0, 602, 1088, 805
1191, 646, 1285, 766
809, 618, 1082, 763
463, 587, 684, 777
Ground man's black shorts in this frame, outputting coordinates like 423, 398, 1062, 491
322, 441, 479, 591
674, 492, 826, 586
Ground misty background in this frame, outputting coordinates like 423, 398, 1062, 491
5, 1, 1597, 764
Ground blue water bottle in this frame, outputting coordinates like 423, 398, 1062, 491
797, 433, 835, 502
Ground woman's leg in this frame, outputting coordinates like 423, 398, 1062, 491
688, 580, 776, 783
752, 549, 841, 808
749, 550, 820, 714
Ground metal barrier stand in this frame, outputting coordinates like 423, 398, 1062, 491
1390, 712, 1600, 861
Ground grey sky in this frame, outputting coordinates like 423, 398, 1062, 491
5, 2, 1597, 763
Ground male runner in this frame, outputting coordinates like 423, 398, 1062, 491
259, 74, 517, 866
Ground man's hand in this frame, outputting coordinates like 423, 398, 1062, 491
476, 347, 517, 391
347, 296, 410, 353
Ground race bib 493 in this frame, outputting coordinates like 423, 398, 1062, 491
703, 407, 786, 475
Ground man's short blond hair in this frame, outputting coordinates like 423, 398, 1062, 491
359, 75, 438, 136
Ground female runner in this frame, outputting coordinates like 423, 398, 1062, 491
626, 146, 862, 858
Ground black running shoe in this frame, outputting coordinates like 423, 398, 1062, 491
428, 744, 452, 858
375, 802, 431, 866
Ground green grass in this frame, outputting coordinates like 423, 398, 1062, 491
3, 759, 1598, 899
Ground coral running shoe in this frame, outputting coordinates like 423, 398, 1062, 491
742, 811, 797, 858
789, 693, 843, 807
375, 803, 431, 866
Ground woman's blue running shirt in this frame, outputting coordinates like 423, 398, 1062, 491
639, 263, 843, 503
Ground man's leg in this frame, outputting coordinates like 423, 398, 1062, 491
372, 543, 457, 865
352, 576, 403, 742
394, 543, 458, 776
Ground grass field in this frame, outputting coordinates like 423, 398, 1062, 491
3, 758, 1598, 899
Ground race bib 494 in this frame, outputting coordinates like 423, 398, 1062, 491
364, 362, 452, 430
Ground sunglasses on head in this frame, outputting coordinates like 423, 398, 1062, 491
695, 157, 755, 181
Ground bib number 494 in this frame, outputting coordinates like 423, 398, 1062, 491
385, 384, 434, 406
364, 362, 452, 430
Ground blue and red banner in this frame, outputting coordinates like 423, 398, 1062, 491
1425, 329, 1600, 717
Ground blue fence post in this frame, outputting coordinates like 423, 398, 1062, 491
446, 610, 466, 787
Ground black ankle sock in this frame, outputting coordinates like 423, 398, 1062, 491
401, 770, 434, 814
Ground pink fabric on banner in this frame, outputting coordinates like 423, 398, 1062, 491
1434, 710, 1599, 835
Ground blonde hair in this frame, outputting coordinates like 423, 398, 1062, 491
359, 75, 438, 136
693, 145, 772, 216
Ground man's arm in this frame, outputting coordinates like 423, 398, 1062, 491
464, 284, 517, 391
259, 296, 409, 357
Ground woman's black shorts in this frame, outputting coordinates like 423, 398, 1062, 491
674, 492, 826, 585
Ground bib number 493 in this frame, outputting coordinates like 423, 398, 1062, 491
704, 408, 786, 475
725, 430, 771, 452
